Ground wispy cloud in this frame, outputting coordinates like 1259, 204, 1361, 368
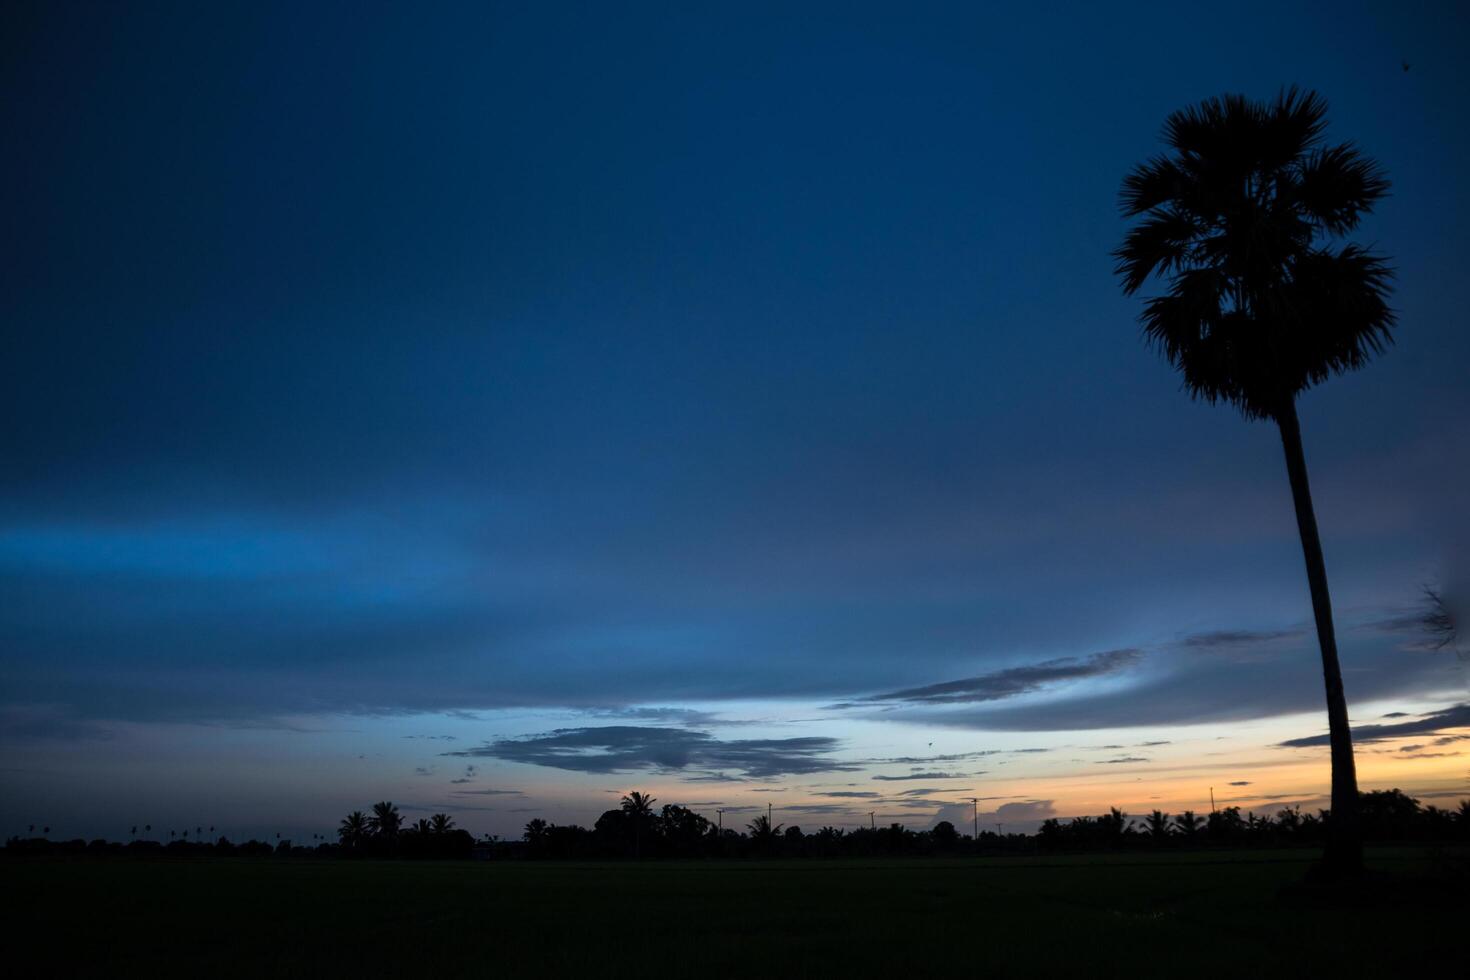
581, 706, 754, 727
815, 791, 879, 798
449, 788, 523, 797
1180, 628, 1304, 651
445, 726, 859, 779
1278, 704, 1470, 748
846, 649, 1142, 706
895, 787, 962, 796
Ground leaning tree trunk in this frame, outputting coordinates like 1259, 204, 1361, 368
1277, 397, 1362, 877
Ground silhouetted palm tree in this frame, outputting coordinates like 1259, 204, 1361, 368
1173, 810, 1203, 838
368, 801, 402, 838
620, 791, 656, 857
1116, 89, 1393, 875
338, 811, 369, 848
411, 818, 433, 836
429, 813, 454, 835
1143, 810, 1172, 841
619, 791, 656, 819
747, 814, 783, 841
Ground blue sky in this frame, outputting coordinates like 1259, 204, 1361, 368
2, 1, 1467, 840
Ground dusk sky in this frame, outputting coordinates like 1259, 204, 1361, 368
3, 2, 1467, 842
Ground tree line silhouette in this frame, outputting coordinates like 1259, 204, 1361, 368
8, 789, 1468, 861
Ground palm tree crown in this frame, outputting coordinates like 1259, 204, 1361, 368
620, 792, 656, 820
747, 814, 783, 840
338, 810, 369, 847
368, 801, 402, 837
1115, 87, 1393, 421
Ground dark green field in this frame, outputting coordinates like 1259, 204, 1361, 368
4, 848, 1464, 977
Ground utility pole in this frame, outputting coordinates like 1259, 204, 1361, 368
767, 802, 772, 829
1210, 787, 1216, 814
716, 809, 724, 833
969, 798, 978, 842
869, 811, 876, 831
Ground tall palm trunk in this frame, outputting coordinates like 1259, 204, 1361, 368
1276, 397, 1362, 875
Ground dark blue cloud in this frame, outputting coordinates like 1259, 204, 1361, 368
1278, 704, 1470, 748
851, 649, 1143, 706
444, 726, 860, 779
894, 625, 1463, 732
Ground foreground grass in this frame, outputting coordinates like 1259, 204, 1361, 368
3, 848, 1464, 977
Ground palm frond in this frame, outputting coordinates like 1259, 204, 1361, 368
1119, 156, 1187, 216
1271, 245, 1396, 386
1291, 143, 1390, 235
1114, 207, 1200, 293
1259, 87, 1329, 170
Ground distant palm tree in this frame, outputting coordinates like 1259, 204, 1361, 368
620, 791, 656, 819
1143, 811, 1172, 841
523, 818, 549, 844
620, 791, 656, 857
1173, 811, 1203, 838
747, 814, 783, 841
368, 801, 402, 838
410, 818, 432, 836
1117, 89, 1393, 876
1104, 807, 1131, 838
338, 811, 369, 848
429, 813, 455, 835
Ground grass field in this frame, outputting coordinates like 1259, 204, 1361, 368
4, 848, 1464, 977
